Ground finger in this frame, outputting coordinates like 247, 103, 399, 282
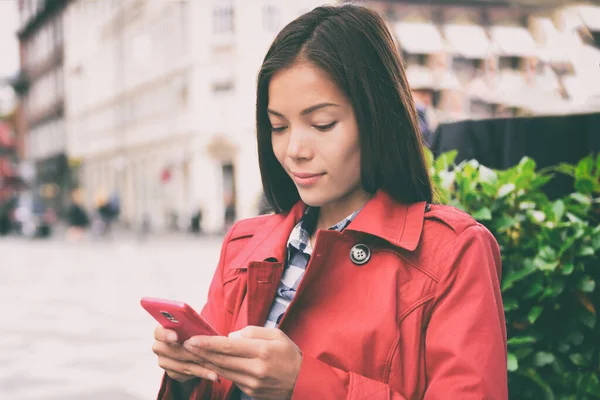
185, 335, 263, 358
153, 340, 197, 363
158, 356, 220, 382
188, 348, 260, 374
165, 369, 195, 383
232, 326, 284, 341
202, 361, 261, 390
154, 324, 178, 343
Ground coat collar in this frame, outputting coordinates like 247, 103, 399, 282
345, 190, 426, 251
230, 190, 426, 269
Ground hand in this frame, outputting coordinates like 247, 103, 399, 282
152, 325, 220, 383
183, 326, 303, 400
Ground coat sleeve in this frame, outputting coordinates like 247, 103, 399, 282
291, 224, 508, 400
157, 226, 237, 400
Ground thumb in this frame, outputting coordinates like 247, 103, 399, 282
229, 326, 283, 340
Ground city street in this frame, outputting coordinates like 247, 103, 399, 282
0, 233, 224, 399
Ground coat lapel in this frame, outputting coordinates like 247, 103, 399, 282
231, 202, 306, 330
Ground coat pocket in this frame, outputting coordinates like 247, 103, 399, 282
223, 269, 247, 314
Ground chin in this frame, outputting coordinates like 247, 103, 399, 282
297, 190, 329, 208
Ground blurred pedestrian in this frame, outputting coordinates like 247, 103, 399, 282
66, 188, 89, 242
149, 5, 507, 400
190, 204, 203, 235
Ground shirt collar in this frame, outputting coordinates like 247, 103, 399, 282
288, 206, 362, 254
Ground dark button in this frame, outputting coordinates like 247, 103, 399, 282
350, 244, 371, 266
276, 313, 284, 324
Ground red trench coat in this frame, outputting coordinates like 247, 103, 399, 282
158, 190, 508, 399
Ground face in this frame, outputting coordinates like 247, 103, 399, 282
268, 62, 369, 214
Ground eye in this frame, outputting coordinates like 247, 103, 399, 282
271, 126, 288, 133
313, 121, 337, 132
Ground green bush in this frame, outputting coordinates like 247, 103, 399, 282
427, 150, 600, 399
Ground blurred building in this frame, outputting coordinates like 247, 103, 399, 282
0, 88, 20, 234
362, 0, 600, 124
54, 0, 600, 233
15, 0, 70, 217
63, 0, 326, 233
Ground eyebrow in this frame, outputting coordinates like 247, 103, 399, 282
267, 102, 340, 118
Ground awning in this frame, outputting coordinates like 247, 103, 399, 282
576, 5, 600, 32
534, 17, 578, 66
469, 71, 528, 107
406, 65, 461, 91
443, 24, 492, 59
406, 65, 435, 90
489, 26, 538, 57
395, 22, 444, 54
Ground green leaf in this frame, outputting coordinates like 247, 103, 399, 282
579, 312, 596, 329
578, 247, 595, 257
498, 183, 516, 198
553, 162, 576, 176
569, 353, 587, 367
539, 246, 557, 261
508, 336, 537, 346
520, 157, 537, 173
519, 201, 537, 210
478, 165, 497, 184
534, 352, 556, 367
528, 306, 543, 324
524, 281, 544, 298
552, 200, 565, 222
501, 261, 536, 290
561, 262, 574, 275
495, 216, 518, 232
504, 297, 519, 312
575, 155, 594, 178
578, 277, 595, 293
534, 257, 558, 272
530, 174, 554, 191
592, 232, 600, 251
570, 193, 592, 205
434, 151, 457, 172
575, 177, 596, 195
521, 368, 555, 400
472, 207, 492, 221
508, 352, 519, 372
567, 331, 584, 346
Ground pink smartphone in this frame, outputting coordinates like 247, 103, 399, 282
141, 297, 220, 341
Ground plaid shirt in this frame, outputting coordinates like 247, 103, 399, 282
239, 206, 360, 400
264, 206, 360, 328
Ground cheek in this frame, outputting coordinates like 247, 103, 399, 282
271, 135, 286, 163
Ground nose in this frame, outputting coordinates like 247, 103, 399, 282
286, 127, 313, 161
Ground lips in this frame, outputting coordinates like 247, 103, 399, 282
291, 172, 325, 187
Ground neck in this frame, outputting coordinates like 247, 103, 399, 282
315, 190, 372, 231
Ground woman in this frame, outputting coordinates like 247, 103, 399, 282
151, 5, 507, 400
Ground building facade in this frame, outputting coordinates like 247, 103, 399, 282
63, 0, 327, 233
16, 0, 70, 217
61, 0, 600, 234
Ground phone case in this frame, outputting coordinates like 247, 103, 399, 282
141, 297, 220, 341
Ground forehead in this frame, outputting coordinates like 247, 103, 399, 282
268, 62, 347, 109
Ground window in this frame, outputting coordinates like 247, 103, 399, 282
213, 1, 234, 34
263, 5, 280, 31
211, 79, 235, 94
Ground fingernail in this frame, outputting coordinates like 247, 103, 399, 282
207, 373, 218, 382
167, 332, 177, 342
228, 330, 242, 339
187, 338, 199, 347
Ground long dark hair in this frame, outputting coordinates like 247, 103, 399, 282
256, 4, 433, 213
